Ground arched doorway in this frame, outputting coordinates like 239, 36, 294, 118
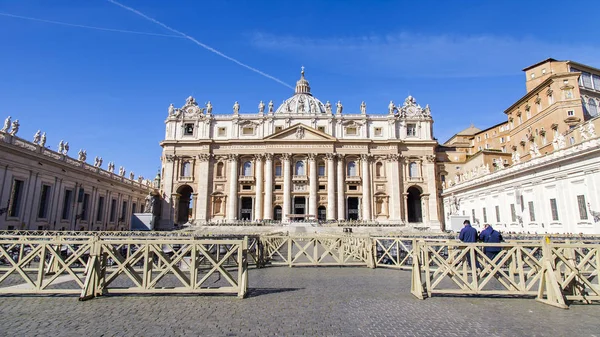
176, 185, 193, 225
273, 205, 282, 221
407, 186, 422, 223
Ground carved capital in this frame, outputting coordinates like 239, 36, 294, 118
227, 154, 238, 162
426, 154, 436, 163
165, 154, 176, 162
254, 153, 264, 161
198, 153, 211, 162
264, 153, 273, 161
360, 153, 372, 162
307, 153, 317, 161
325, 153, 335, 161
336, 153, 345, 160
386, 154, 399, 162
281, 153, 292, 161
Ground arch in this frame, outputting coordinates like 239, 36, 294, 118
406, 186, 422, 223
181, 161, 191, 177
347, 161, 357, 176
408, 161, 418, 178
295, 160, 305, 175
216, 162, 224, 177
375, 162, 383, 177
176, 184, 194, 225
242, 161, 252, 176
273, 205, 282, 221
589, 98, 598, 117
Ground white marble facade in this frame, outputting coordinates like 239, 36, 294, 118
0, 126, 150, 231
160, 69, 441, 229
443, 137, 600, 234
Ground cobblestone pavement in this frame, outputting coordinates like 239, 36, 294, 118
0, 267, 598, 337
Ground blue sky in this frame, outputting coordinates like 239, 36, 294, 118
2, 0, 600, 179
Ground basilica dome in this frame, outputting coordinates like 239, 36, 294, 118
275, 68, 329, 114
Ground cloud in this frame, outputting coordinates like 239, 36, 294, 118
250, 32, 600, 78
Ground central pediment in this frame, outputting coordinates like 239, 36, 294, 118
264, 123, 336, 141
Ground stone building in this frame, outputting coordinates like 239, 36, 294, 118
440, 58, 600, 234
159, 69, 441, 230
0, 119, 151, 231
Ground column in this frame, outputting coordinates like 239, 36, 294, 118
326, 153, 336, 220
336, 154, 346, 220
196, 153, 211, 222
263, 154, 273, 220
226, 154, 238, 220
308, 153, 318, 218
424, 155, 441, 230
387, 154, 401, 221
254, 154, 264, 221
282, 153, 291, 222
361, 154, 372, 221
403, 193, 409, 224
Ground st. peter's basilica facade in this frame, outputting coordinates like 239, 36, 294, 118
159, 69, 441, 230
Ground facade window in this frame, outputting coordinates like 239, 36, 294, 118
549, 198, 559, 221
495, 205, 500, 222
318, 162, 325, 176
242, 127, 254, 135
501, 146, 506, 153
518, 115, 522, 124
216, 162, 224, 177
408, 162, 418, 178
528, 201, 535, 221
530, 73, 535, 79
536, 101, 542, 112
275, 184, 282, 190
577, 195, 588, 220
593, 74, 600, 90
347, 161, 357, 177
548, 93, 554, 105
132, 203, 137, 215
81, 193, 90, 221
120, 201, 127, 221
110, 199, 117, 223
243, 161, 252, 176
346, 127, 357, 135
482, 207, 487, 223
96, 196, 105, 222
295, 161, 305, 175
317, 126, 326, 133
407, 124, 417, 137
217, 127, 226, 137
588, 98, 598, 117
8, 179, 25, 217
184, 123, 194, 135
374, 127, 383, 136
567, 110, 574, 116
569, 137, 575, 145
37, 184, 51, 219
61, 189, 73, 220
485, 133, 488, 139
471, 209, 476, 223
181, 162, 191, 177
275, 162, 282, 177
510, 204, 516, 222
581, 71, 593, 88
275, 126, 283, 132
375, 162, 383, 177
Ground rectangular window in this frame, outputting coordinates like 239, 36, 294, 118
120, 201, 127, 221
577, 195, 588, 220
242, 127, 254, 135
242, 185, 252, 190
275, 165, 282, 177
217, 127, 226, 136
407, 124, 416, 136
495, 205, 500, 223
349, 185, 358, 191
274, 184, 282, 190
37, 184, 51, 219
346, 127, 357, 135
81, 193, 90, 221
567, 110, 574, 116
132, 203, 137, 215
184, 123, 194, 135
374, 127, 382, 136
593, 74, 600, 90
550, 198, 559, 221
110, 199, 117, 223
319, 185, 326, 191
471, 209, 476, 223
96, 196, 105, 222
510, 204, 516, 222
8, 179, 25, 217
318, 164, 325, 176
482, 208, 487, 223
528, 201, 535, 221
581, 71, 593, 88
61, 190, 73, 220
519, 195, 524, 211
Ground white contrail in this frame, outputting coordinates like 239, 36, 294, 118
107, 0, 294, 89
0, 12, 183, 38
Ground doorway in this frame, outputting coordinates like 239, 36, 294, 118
293, 196, 306, 215
347, 197, 360, 220
176, 185, 193, 225
317, 206, 326, 221
240, 197, 253, 220
407, 186, 423, 223
273, 205, 282, 221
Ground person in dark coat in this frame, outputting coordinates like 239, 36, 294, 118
479, 224, 502, 260
459, 220, 477, 243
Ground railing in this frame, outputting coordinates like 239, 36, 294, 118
0, 235, 249, 300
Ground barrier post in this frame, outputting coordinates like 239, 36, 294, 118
411, 239, 424, 299
536, 237, 568, 309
